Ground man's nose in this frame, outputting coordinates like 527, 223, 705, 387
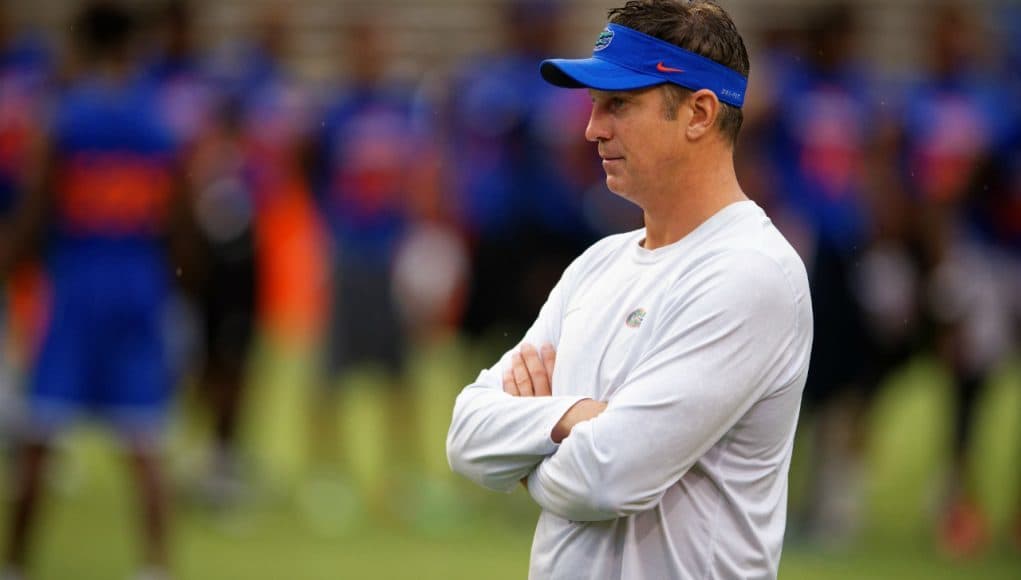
585, 109, 610, 143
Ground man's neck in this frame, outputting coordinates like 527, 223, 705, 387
640, 149, 747, 250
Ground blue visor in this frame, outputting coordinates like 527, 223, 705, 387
540, 23, 747, 108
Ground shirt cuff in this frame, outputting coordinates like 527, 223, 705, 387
540, 396, 589, 452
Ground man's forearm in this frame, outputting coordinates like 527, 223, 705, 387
446, 383, 586, 492
551, 399, 608, 443
519, 398, 607, 489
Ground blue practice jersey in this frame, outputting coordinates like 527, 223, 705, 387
48, 76, 178, 309
316, 86, 418, 262
769, 64, 875, 253
143, 53, 218, 149
27, 75, 181, 430
448, 54, 594, 240
900, 74, 1006, 204
0, 35, 51, 217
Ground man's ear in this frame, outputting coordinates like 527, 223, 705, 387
686, 89, 720, 140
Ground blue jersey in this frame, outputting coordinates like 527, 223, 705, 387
770, 64, 874, 252
0, 35, 51, 217
448, 54, 592, 240
29, 76, 179, 430
49, 78, 178, 302
316, 86, 418, 262
234, 60, 309, 197
900, 74, 1006, 204
966, 114, 1021, 253
143, 54, 217, 149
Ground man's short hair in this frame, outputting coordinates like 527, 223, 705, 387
608, 0, 749, 143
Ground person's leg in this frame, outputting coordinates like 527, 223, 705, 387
804, 390, 870, 543
309, 260, 348, 470
5, 294, 80, 575
125, 440, 171, 573
949, 373, 984, 489
199, 248, 257, 501
800, 241, 874, 545
199, 357, 251, 505
3, 441, 49, 574
927, 240, 1013, 557
938, 368, 988, 558
380, 311, 413, 481
308, 377, 342, 469
112, 307, 176, 572
383, 376, 414, 476
211, 364, 246, 457
308, 360, 343, 471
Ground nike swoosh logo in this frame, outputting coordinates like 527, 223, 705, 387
656, 62, 683, 73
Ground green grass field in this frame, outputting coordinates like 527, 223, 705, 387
3, 336, 1020, 579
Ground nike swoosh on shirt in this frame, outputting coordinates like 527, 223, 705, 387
656, 62, 684, 73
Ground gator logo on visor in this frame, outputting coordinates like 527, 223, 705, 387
594, 27, 614, 51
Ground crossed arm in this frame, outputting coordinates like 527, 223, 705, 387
501, 343, 606, 444
447, 252, 802, 523
444, 340, 603, 494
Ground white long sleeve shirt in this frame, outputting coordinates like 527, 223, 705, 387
447, 201, 813, 579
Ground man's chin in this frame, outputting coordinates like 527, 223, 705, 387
605, 177, 628, 197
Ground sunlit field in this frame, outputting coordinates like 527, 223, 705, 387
3, 336, 1019, 579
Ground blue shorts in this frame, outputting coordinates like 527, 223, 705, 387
27, 290, 173, 441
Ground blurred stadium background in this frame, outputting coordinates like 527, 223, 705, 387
0, 0, 1019, 578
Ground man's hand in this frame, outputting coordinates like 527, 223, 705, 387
551, 399, 607, 443
502, 342, 607, 445
503, 342, 556, 397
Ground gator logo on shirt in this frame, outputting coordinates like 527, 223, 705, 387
625, 308, 647, 328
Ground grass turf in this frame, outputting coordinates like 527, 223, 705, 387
2, 337, 1019, 579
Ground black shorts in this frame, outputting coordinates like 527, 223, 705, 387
323, 253, 407, 381
803, 239, 878, 408
199, 232, 257, 373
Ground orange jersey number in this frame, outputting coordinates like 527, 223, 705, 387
57, 153, 173, 235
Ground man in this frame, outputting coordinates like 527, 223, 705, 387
1, 3, 188, 578
446, 2, 813, 578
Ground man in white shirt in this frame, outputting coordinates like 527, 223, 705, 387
446, 1, 813, 578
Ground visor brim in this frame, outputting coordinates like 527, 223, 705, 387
540, 58, 666, 91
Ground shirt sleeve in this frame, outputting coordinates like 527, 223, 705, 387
526, 251, 805, 521
446, 260, 589, 493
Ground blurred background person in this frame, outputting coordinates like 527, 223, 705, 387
144, 0, 259, 509
974, 3, 1021, 551
183, 95, 259, 508
446, 0, 600, 356
736, 25, 808, 247
0, 2, 189, 578
207, 2, 325, 350
964, 103, 1021, 554
307, 12, 417, 511
0, 0, 52, 452
896, 2, 1018, 557
205, 4, 329, 512
761, 3, 908, 545
142, 0, 216, 155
